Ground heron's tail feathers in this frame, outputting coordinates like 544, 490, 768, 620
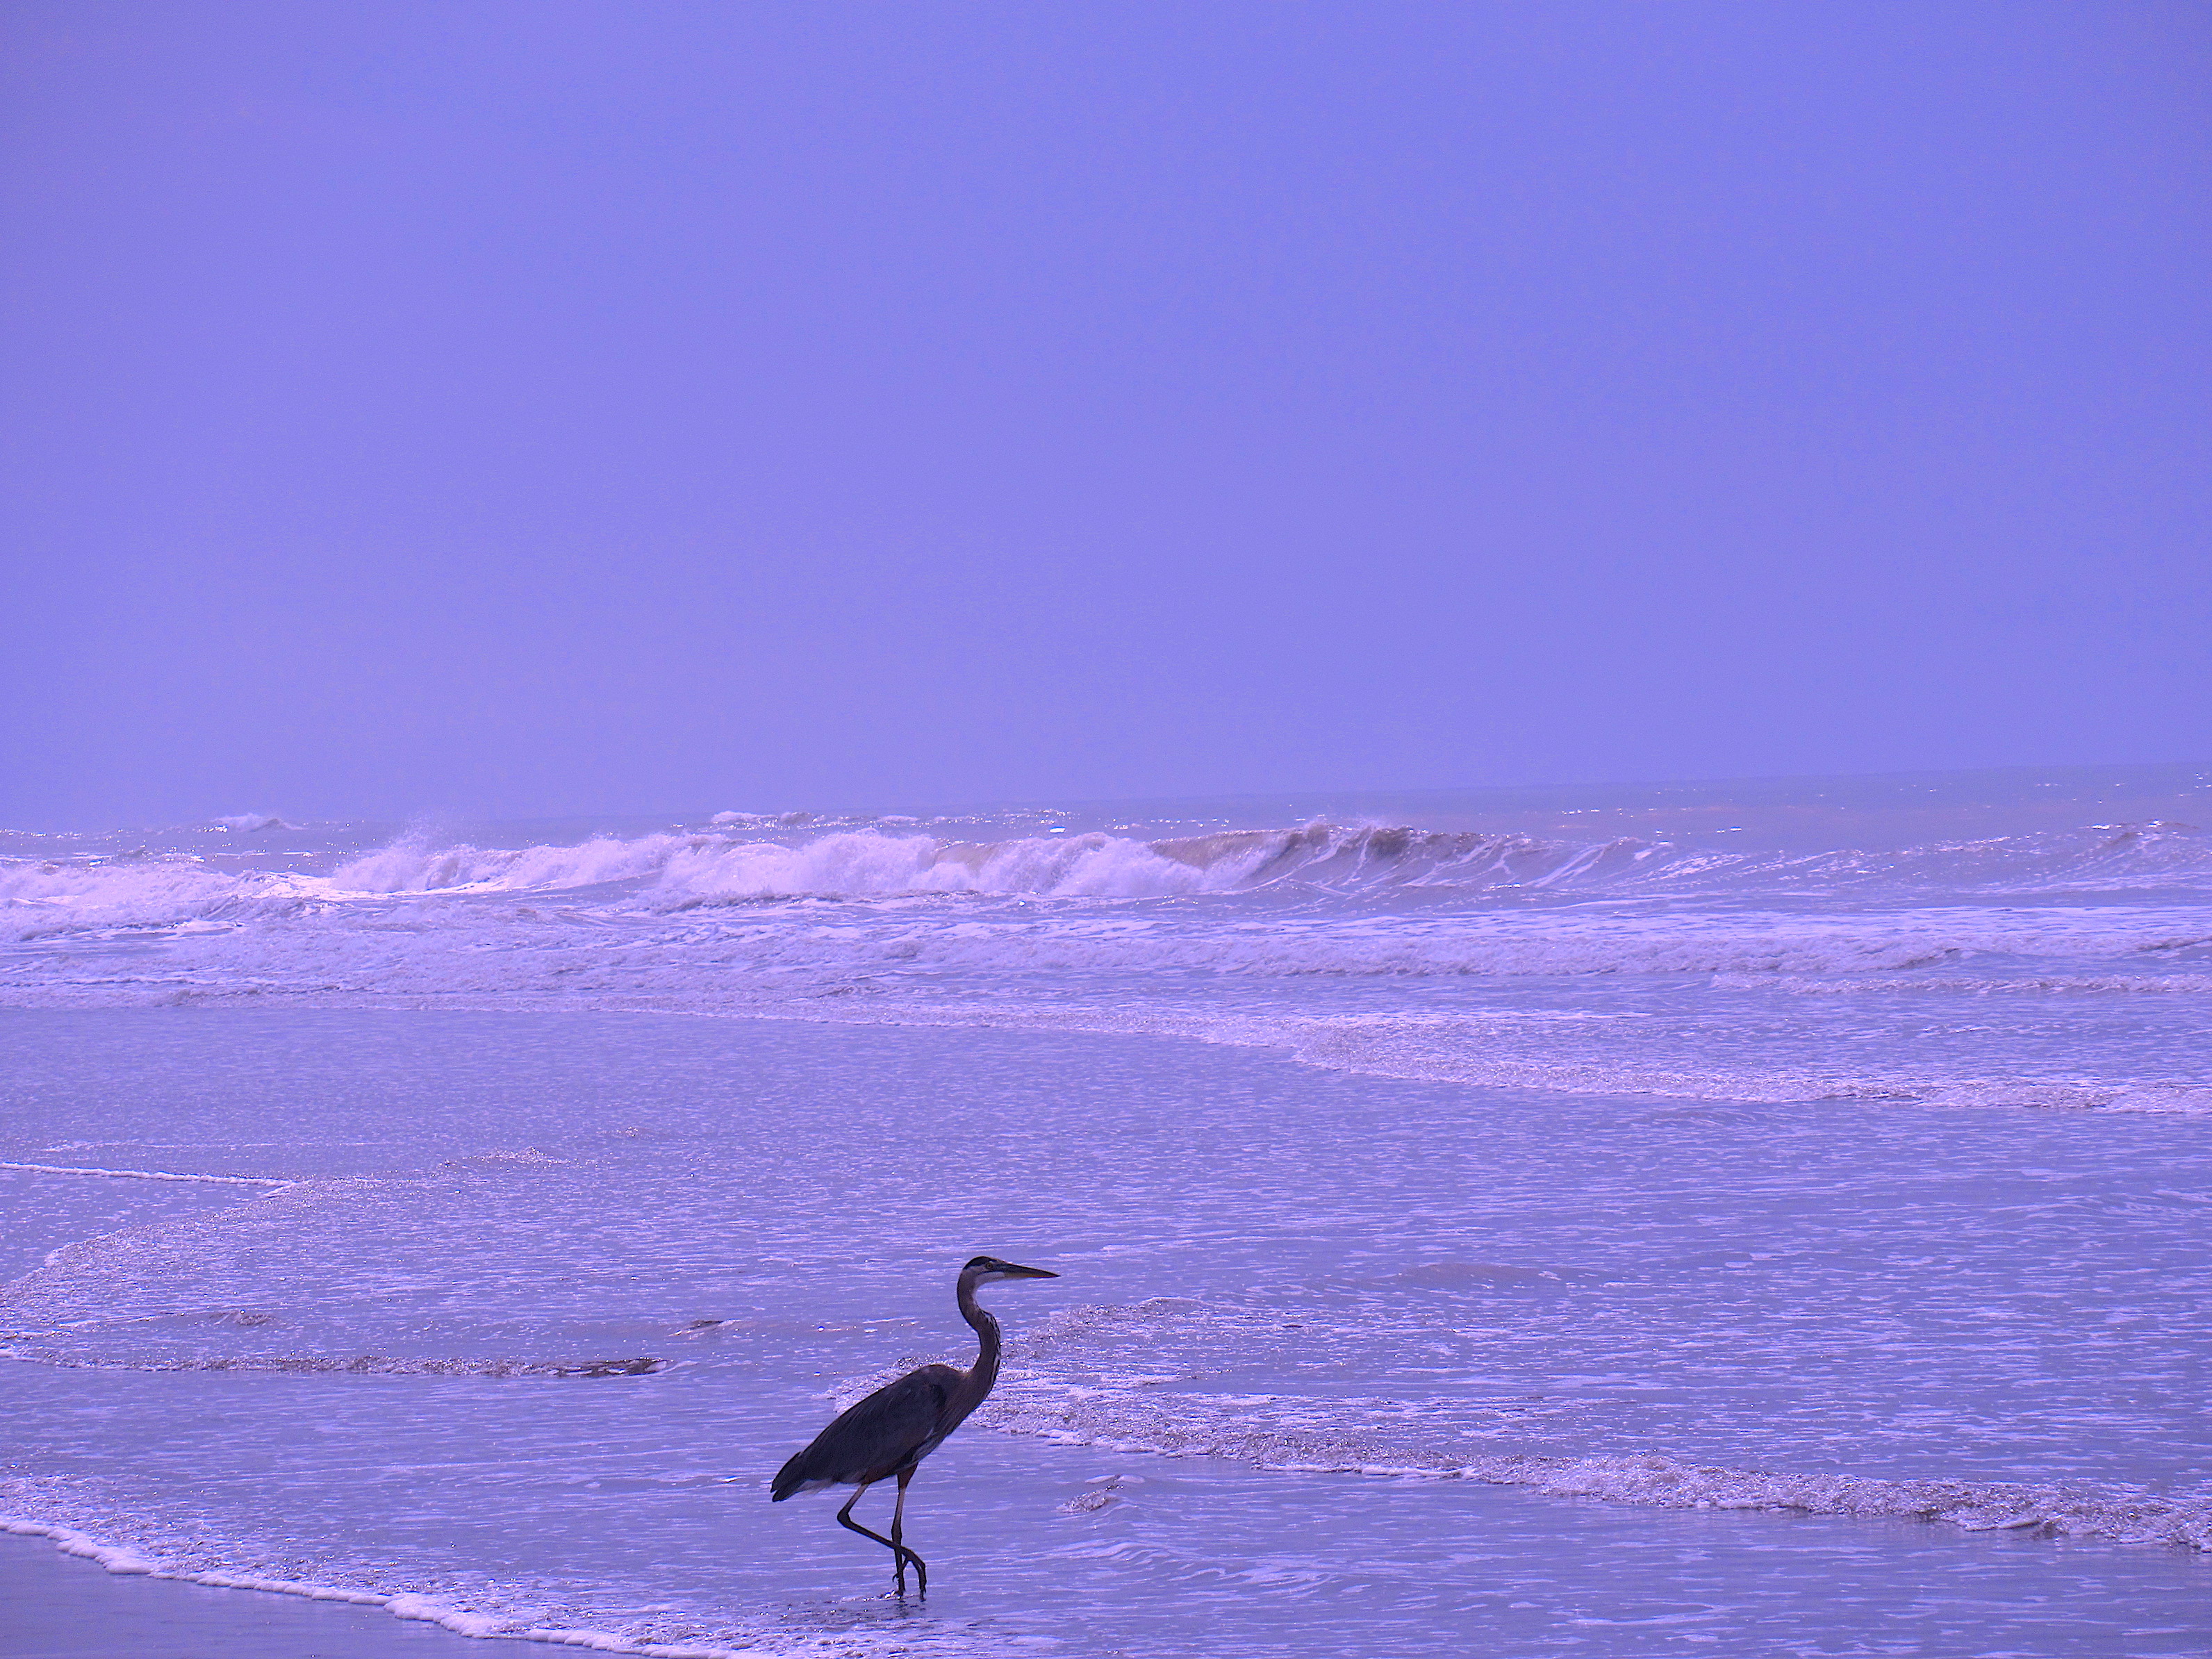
771, 1455, 834, 1501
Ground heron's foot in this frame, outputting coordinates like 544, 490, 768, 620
895, 1548, 927, 1597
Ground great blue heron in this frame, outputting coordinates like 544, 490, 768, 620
771, 1255, 1059, 1595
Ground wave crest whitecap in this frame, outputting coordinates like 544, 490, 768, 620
5, 820, 2209, 948
325, 818, 2212, 904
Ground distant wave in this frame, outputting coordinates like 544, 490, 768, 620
638, 819, 2212, 904
269, 816, 2212, 904
8, 819, 2206, 942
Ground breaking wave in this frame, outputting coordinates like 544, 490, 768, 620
550, 819, 2212, 904
0, 859, 325, 941
6, 819, 2209, 942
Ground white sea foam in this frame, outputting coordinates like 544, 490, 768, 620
983, 1389, 2212, 1550
3, 1486, 1028, 1659
0, 1347, 668, 1376
0, 1161, 290, 1186
708, 809, 816, 828
10, 819, 2208, 939
1725, 971, 2212, 996
0, 1512, 779, 1659
632, 819, 2212, 902
823, 1307, 2212, 1554
975, 1286, 2212, 1550
0, 858, 327, 941
330, 833, 690, 895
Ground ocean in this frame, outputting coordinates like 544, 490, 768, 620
2, 763, 2208, 1656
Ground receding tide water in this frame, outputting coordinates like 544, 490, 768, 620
2, 766, 2209, 1656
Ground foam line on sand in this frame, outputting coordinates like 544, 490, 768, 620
0, 1519, 762, 1658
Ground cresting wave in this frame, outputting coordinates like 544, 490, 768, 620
5, 818, 2211, 941
209, 817, 2212, 902
0, 858, 327, 941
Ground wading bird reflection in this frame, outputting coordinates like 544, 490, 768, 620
772, 1255, 1059, 1595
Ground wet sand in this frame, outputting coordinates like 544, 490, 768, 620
0, 1533, 488, 1659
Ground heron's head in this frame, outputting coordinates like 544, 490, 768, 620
962, 1255, 1059, 1287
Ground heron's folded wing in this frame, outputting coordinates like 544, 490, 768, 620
773, 1367, 954, 1496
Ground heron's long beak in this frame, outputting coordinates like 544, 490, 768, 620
1002, 1262, 1059, 1279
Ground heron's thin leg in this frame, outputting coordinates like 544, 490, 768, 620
835, 1483, 907, 1581
837, 1482, 925, 1595
891, 1467, 927, 1596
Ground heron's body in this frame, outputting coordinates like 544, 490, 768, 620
772, 1256, 1057, 1594
772, 1361, 969, 1493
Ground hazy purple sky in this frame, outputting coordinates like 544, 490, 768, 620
3, 2, 2205, 826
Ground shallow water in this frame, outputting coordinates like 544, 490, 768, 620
3, 1009, 2207, 1656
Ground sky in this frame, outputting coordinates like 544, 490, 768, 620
1, 1, 2206, 827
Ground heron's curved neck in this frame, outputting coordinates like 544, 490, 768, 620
955, 1274, 1002, 1405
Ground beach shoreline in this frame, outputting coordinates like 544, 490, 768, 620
0, 1528, 493, 1658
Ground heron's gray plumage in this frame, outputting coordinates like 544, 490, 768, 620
772, 1363, 959, 1494
770, 1255, 1057, 1595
